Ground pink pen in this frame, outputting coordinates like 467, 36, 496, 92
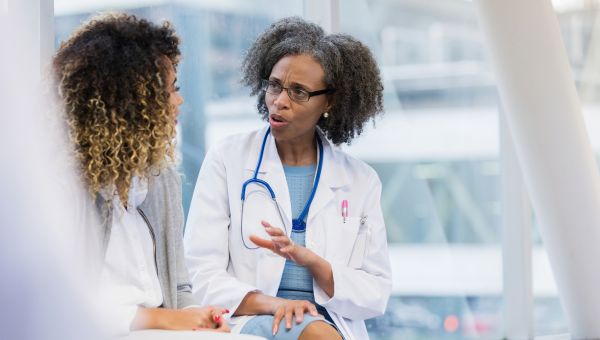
342, 200, 348, 223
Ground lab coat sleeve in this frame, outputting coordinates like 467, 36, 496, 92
184, 145, 257, 313
314, 171, 392, 320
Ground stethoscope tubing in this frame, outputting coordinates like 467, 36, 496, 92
240, 127, 323, 249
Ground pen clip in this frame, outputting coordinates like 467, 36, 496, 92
360, 215, 367, 225
341, 199, 348, 223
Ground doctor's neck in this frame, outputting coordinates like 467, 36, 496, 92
275, 130, 318, 167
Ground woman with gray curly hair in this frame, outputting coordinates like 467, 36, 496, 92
185, 16, 392, 339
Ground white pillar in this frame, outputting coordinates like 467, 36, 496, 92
476, 0, 600, 338
501, 112, 534, 339
40, 0, 54, 73
4, 0, 54, 79
303, 0, 339, 33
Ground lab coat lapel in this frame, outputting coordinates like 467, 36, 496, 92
306, 134, 349, 224
242, 128, 289, 295
261, 134, 292, 234
243, 126, 292, 235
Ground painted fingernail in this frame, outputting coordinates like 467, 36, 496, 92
213, 314, 221, 322
225, 309, 230, 314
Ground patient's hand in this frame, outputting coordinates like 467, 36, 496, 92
131, 306, 230, 332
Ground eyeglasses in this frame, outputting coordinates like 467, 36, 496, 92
261, 79, 335, 102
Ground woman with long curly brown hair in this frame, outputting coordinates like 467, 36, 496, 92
53, 12, 229, 335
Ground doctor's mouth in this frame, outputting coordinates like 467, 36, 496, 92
269, 113, 290, 129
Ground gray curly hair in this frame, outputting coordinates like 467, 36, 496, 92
241, 16, 384, 145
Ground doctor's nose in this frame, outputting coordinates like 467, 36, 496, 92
273, 89, 291, 110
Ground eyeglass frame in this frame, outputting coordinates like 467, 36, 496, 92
261, 79, 336, 102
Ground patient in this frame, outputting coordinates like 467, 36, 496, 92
52, 12, 229, 335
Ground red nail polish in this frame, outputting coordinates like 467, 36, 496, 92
225, 309, 230, 314
213, 314, 221, 322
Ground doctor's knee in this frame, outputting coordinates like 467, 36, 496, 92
298, 320, 342, 340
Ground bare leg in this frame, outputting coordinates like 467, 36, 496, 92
298, 321, 342, 340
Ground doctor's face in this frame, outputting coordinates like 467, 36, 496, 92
265, 54, 331, 143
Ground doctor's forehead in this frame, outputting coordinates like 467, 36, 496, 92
269, 54, 326, 87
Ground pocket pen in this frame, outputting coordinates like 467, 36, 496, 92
342, 199, 348, 223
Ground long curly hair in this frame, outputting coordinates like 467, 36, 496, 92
53, 12, 180, 204
241, 16, 384, 145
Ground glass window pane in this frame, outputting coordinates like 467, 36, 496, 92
339, 0, 504, 338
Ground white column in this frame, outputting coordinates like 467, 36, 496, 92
5, 0, 54, 79
501, 112, 534, 339
40, 0, 54, 73
476, 0, 600, 338
303, 0, 339, 33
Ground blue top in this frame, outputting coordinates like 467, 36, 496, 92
277, 164, 333, 324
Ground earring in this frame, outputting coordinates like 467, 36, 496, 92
323, 112, 329, 118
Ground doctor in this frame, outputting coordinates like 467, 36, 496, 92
184, 17, 392, 340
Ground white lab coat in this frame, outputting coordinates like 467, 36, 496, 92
184, 126, 392, 340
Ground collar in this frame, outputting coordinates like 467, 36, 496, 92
243, 126, 349, 189
97, 176, 148, 209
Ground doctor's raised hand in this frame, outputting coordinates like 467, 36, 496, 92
250, 220, 335, 297
250, 221, 315, 265
184, 16, 392, 340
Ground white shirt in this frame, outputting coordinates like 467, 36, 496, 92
99, 176, 163, 335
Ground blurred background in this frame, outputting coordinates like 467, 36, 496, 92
47, 0, 600, 338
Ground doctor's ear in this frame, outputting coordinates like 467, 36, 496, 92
323, 103, 333, 117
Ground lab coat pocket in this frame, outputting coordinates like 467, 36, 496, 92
348, 216, 370, 269
323, 214, 361, 264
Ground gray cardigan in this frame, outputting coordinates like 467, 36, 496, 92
95, 167, 194, 309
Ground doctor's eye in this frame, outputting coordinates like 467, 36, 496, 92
289, 87, 310, 101
262, 79, 282, 94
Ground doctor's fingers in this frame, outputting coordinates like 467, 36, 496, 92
285, 307, 295, 330
272, 308, 285, 335
271, 235, 292, 247
249, 235, 277, 251
262, 223, 285, 236
271, 304, 298, 333
288, 301, 318, 328
294, 305, 305, 324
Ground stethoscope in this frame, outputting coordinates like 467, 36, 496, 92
240, 127, 324, 250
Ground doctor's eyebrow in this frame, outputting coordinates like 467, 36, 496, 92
267, 76, 313, 91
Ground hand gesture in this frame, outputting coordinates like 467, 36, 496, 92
249, 220, 316, 267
